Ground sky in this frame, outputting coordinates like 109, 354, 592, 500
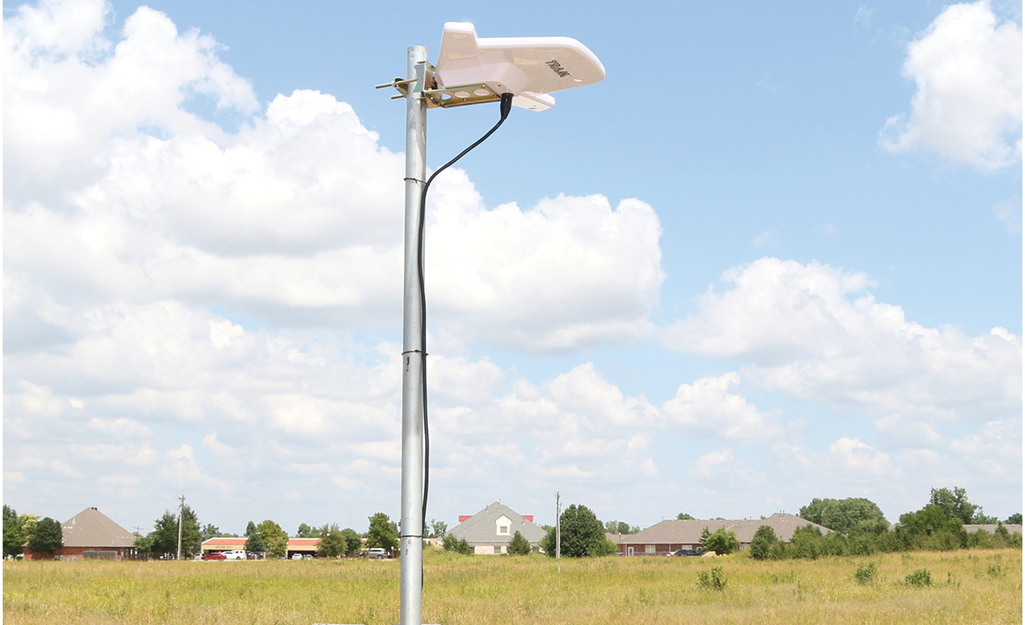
3, 0, 1022, 539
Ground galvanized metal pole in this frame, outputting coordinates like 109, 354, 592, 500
176, 494, 185, 561
399, 44, 427, 625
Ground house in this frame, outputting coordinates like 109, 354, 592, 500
23, 507, 136, 561
448, 502, 546, 555
612, 513, 831, 556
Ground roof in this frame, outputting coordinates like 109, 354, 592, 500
616, 513, 831, 545
201, 537, 322, 551
449, 502, 546, 544
61, 507, 135, 548
964, 524, 1023, 535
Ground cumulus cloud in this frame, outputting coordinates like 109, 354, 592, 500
880, 1, 1022, 170
829, 437, 892, 476
4, 0, 663, 352
664, 257, 1021, 421
662, 372, 781, 440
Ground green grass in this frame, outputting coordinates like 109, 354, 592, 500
3, 549, 1021, 624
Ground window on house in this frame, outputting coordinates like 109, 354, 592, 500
498, 524, 510, 535
645, 544, 655, 554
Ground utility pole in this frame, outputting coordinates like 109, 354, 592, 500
176, 495, 185, 561
555, 491, 561, 559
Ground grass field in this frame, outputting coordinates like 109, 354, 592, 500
3, 548, 1021, 624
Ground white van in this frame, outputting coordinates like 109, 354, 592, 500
367, 548, 386, 559
224, 549, 247, 560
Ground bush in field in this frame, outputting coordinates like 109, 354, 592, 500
508, 531, 531, 556
905, 569, 932, 587
854, 562, 877, 584
697, 566, 728, 591
749, 526, 778, 560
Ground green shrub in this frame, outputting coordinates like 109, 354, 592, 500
854, 562, 877, 584
697, 566, 728, 591
749, 526, 778, 561
442, 534, 473, 555
507, 531, 531, 556
905, 569, 932, 587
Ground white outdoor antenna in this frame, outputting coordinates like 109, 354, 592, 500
380, 22, 605, 112
435, 22, 605, 111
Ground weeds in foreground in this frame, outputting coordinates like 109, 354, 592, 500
697, 566, 728, 591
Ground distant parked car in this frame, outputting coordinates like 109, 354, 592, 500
202, 552, 226, 560
367, 548, 386, 560
291, 553, 303, 560
668, 548, 704, 557
224, 550, 247, 560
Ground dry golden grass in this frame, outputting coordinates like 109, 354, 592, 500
3, 548, 1020, 624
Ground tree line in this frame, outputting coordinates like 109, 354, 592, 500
2, 505, 409, 560
5, 486, 1019, 561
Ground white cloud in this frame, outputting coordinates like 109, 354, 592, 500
664, 258, 1022, 421
4, 0, 663, 352
828, 437, 892, 476
662, 372, 781, 440
880, 1, 1022, 170
87, 417, 153, 438
694, 448, 734, 476
992, 196, 1023, 233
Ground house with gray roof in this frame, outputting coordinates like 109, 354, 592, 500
23, 507, 136, 561
612, 513, 830, 556
447, 502, 546, 555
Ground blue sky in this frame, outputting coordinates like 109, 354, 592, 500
3, 0, 1021, 539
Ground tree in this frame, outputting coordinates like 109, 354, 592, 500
245, 520, 265, 553
256, 520, 288, 558
798, 498, 887, 535
366, 513, 398, 552
701, 527, 739, 555
297, 523, 320, 538
28, 517, 63, 557
508, 531, 531, 556
896, 504, 965, 551
789, 525, 823, 559
201, 523, 221, 543
604, 520, 638, 534
428, 519, 448, 539
443, 533, 472, 555
3, 505, 26, 558
676, 513, 695, 520
1006, 513, 1022, 525
316, 524, 347, 557
341, 528, 362, 556
749, 525, 778, 560
543, 504, 610, 558
148, 506, 201, 558
930, 487, 979, 524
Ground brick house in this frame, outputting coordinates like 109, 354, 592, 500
612, 513, 831, 556
23, 507, 136, 560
